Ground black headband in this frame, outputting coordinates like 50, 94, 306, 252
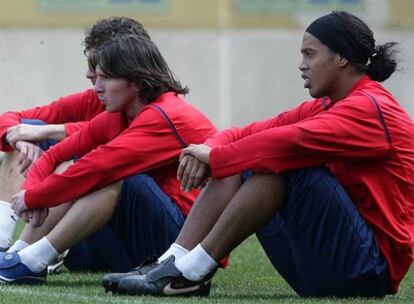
305, 13, 370, 64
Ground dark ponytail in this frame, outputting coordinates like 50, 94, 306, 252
366, 42, 398, 82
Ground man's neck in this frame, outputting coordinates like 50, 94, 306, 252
329, 73, 364, 103
126, 100, 145, 119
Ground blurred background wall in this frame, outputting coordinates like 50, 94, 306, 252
0, 0, 413, 131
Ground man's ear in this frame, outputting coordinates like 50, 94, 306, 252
336, 54, 349, 68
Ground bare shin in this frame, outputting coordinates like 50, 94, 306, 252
47, 181, 122, 253
176, 175, 242, 251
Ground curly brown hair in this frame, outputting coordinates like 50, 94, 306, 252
83, 16, 150, 55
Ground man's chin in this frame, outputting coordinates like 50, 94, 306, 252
308, 89, 323, 99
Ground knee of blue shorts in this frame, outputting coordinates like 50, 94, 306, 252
283, 167, 339, 207
122, 174, 154, 192
120, 174, 152, 206
255, 167, 333, 237
264, 166, 348, 235
120, 173, 171, 213
20, 118, 47, 126
283, 166, 330, 187
122, 174, 156, 201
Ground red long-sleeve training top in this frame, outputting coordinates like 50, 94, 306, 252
206, 76, 414, 293
0, 89, 105, 152
23, 92, 217, 217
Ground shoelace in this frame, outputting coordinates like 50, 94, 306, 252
133, 255, 158, 274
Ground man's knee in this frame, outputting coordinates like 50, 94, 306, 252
1, 150, 21, 170
0, 150, 25, 201
104, 181, 123, 201
203, 174, 243, 196
282, 166, 339, 210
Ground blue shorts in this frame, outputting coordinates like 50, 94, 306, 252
63, 174, 185, 272
255, 167, 391, 298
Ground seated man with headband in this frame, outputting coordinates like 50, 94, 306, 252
108, 11, 413, 298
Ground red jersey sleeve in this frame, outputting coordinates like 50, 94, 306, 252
205, 98, 327, 148
210, 95, 391, 178
23, 112, 126, 190
24, 107, 184, 209
0, 89, 103, 151
64, 121, 90, 136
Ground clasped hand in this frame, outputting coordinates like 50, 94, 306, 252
177, 144, 212, 192
10, 190, 48, 228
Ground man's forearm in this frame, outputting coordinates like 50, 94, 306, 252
40, 124, 67, 141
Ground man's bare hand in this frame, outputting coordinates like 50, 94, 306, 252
6, 124, 48, 147
14, 141, 43, 176
177, 154, 210, 192
28, 208, 49, 228
180, 144, 212, 164
10, 190, 28, 217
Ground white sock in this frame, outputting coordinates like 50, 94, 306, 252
158, 243, 189, 263
7, 240, 29, 252
18, 237, 58, 273
175, 244, 218, 281
0, 200, 18, 250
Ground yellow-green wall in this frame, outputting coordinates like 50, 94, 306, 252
1, 0, 412, 29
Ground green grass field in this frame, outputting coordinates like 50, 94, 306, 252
0, 223, 412, 304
